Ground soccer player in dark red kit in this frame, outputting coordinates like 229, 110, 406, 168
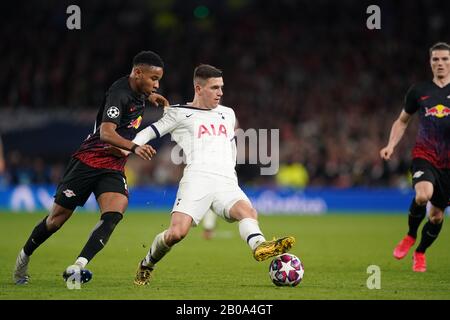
380, 42, 450, 272
13, 51, 168, 285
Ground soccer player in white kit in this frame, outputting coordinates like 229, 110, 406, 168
132, 65, 295, 285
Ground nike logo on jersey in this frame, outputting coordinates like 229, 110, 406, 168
218, 112, 225, 119
186, 114, 193, 118
419, 96, 430, 101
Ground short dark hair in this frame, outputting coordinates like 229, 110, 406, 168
133, 51, 164, 68
429, 42, 450, 56
194, 64, 222, 82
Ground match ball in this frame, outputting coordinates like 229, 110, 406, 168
269, 253, 304, 287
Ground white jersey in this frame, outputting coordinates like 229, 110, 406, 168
134, 104, 238, 180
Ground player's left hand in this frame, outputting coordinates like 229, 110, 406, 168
134, 144, 157, 160
149, 93, 169, 107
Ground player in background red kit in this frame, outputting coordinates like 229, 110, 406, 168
380, 42, 450, 272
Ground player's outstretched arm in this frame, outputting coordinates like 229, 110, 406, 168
104, 145, 155, 160
133, 106, 179, 146
100, 122, 156, 160
109, 106, 178, 160
380, 110, 411, 160
133, 126, 157, 146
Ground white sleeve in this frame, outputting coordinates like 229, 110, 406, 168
132, 107, 180, 145
133, 126, 156, 145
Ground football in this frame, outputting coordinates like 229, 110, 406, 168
269, 253, 304, 287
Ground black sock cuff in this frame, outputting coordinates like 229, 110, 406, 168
23, 215, 53, 256
409, 199, 426, 217
101, 211, 123, 224
416, 219, 443, 253
425, 219, 443, 232
40, 215, 50, 228
148, 252, 159, 265
247, 233, 263, 243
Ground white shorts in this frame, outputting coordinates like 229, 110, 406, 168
171, 172, 251, 226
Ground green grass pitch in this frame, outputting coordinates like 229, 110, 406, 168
0, 212, 449, 300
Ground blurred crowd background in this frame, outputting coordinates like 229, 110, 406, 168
1, 0, 449, 189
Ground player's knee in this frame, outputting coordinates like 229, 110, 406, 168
415, 193, 431, 206
232, 205, 258, 221
47, 204, 73, 230
236, 206, 258, 220
429, 213, 444, 224
166, 228, 187, 244
246, 207, 258, 220
46, 214, 69, 230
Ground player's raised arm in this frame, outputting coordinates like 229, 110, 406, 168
380, 110, 412, 160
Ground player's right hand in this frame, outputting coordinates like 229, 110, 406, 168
379, 146, 394, 160
134, 144, 156, 161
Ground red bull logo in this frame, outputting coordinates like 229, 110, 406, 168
128, 116, 142, 129
424, 104, 450, 118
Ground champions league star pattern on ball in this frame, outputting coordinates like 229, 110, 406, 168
269, 253, 304, 287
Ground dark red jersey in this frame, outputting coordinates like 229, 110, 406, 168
404, 81, 450, 168
73, 76, 149, 171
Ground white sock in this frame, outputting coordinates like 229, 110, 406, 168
143, 230, 171, 268
20, 248, 29, 259
75, 257, 88, 268
239, 218, 266, 251
202, 210, 217, 231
